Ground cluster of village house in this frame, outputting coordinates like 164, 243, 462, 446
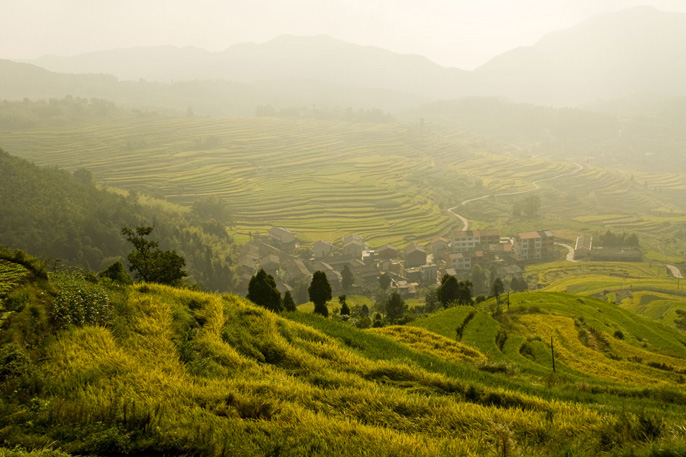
237, 226, 559, 299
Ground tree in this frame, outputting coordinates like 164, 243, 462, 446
470, 265, 488, 296
309, 271, 332, 317
360, 304, 370, 317
247, 269, 282, 312
378, 273, 391, 291
513, 194, 541, 219
282, 290, 297, 312
438, 274, 460, 307
509, 276, 520, 293
191, 196, 232, 226
492, 277, 504, 303
339, 295, 350, 316
293, 279, 309, 304
510, 276, 527, 292
424, 287, 441, 313
385, 292, 407, 323
457, 280, 473, 305
524, 194, 541, 218
341, 264, 354, 294
72, 168, 95, 186
98, 260, 132, 285
122, 226, 187, 286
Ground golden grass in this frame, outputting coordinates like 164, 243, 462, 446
370, 326, 486, 364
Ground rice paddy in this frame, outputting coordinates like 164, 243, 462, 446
1, 116, 466, 247
2, 111, 686, 257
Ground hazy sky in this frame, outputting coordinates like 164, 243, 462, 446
2, 0, 686, 69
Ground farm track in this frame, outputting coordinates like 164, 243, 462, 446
555, 242, 578, 263
667, 264, 683, 279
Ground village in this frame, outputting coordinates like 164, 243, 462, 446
235, 227, 572, 301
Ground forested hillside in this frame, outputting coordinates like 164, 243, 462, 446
0, 149, 237, 291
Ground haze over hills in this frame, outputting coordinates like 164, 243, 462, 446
472, 6, 686, 105
29, 34, 470, 101
21, 6, 686, 107
0, 59, 423, 116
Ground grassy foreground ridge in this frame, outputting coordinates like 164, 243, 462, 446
2, 257, 686, 456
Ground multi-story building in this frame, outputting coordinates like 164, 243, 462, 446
445, 252, 472, 270
513, 230, 555, 261
452, 229, 500, 253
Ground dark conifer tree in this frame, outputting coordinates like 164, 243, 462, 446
309, 271, 332, 317
247, 269, 282, 312
282, 290, 297, 312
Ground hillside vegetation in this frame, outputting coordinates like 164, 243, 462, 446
0, 149, 237, 291
2, 257, 686, 456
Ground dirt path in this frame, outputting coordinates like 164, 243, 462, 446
555, 242, 578, 263
667, 264, 683, 279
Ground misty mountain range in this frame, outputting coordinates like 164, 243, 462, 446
3, 6, 686, 113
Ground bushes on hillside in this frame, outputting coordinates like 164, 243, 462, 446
50, 272, 113, 329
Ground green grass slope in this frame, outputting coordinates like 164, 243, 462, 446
411, 292, 686, 387
525, 261, 686, 330
2, 266, 686, 456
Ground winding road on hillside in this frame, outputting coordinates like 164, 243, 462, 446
555, 242, 578, 263
447, 162, 584, 231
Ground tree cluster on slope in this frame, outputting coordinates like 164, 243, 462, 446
0, 149, 238, 292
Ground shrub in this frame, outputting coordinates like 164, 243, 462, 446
578, 328, 589, 346
98, 260, 132, 285
4, 288, 30, 312
519, 342, 535, 360
0, 343, 30, 381
495, 329, 508, 351
354, 316, 371, 329
51, 272, 113, 329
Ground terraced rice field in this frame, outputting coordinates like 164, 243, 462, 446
524, 261, 686, 329
526, 261, 682, 295
1, 116, 465, 246
4, 114, 686, 250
